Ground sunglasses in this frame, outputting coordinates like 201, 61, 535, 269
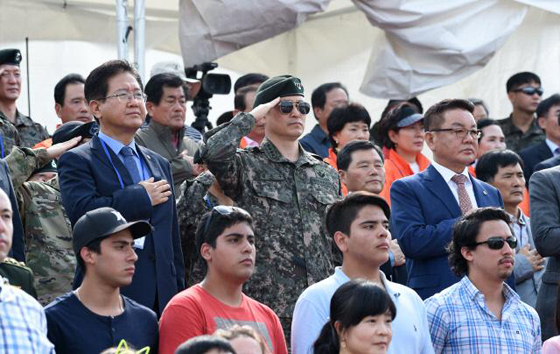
279, 100, 311, 115
513, 87, 543, 96
473, 236, 517, 250
203, 206, 251, 235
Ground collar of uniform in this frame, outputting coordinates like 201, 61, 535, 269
13, 110, 34, 127
260, 138, 320, 166
149, 119, 185, 141
501, 114, 542, 136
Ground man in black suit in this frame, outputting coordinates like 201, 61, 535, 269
58, 60, 185, 315
518, 94, 560, 184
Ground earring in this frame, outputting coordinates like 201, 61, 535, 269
341, 340, 347, 348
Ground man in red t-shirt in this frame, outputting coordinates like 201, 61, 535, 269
159, 206, 287, 354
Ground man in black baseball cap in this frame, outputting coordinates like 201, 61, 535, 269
45, 207, 159, 353
0, 48, 49, 148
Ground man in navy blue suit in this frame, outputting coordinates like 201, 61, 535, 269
57, 60, 185, 315
390, 99, 504, 299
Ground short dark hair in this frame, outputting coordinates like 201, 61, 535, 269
475, 149, 524, 183
175, 335, 235, 354
76, 237, 102, 275
54, 73, 86, 106
370, 99, 422, 146
388, 97, 423, 113
447, 207, 511, 277
145, 73, 184, 105
337, 140, 383, 171
468, 98, 489, 116
195, 207, 254, 269
234, 73, 269, 93
536, 93, 560, 119
506, 72, 541, 93
424, 99, 474, 131
234, 86, 257, 111
326, 192, 390, 240
378, 103, 420, 149
327, 103, 371, 149
311, 82, 348, 110
216, 111, 234, 126
313, 279, 396, 354
84, 60, 143, 102
476, 118, 500, 142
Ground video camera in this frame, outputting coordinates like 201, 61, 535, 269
185, 62, 231, 134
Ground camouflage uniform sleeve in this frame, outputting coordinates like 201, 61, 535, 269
4, 147, 50, 190
202, 112, 255, 199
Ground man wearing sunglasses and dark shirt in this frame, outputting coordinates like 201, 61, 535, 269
200, 75, 341, 339
425, 207, 541, 353
499, 72, 545, 152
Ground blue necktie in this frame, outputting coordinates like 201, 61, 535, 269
120, 146, 141, 184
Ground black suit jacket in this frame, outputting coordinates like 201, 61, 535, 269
518, 141, 552, 185
58, 135, 185, 314
0, 160, 25, 261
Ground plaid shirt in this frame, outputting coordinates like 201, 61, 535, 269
425, 276, 541, 353
0, 276, 54, 353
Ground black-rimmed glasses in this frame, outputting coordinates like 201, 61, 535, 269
428, 128, 481, 140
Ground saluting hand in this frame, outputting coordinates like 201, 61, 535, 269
45, 136, 82, 159
139, 177, 172, 206
249, 97, 280, 121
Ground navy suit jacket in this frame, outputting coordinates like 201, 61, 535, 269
519, 141, 552, 185
535, 154, 560, 173
0, 159, 25, 261
390, 164, 504, 299
58, 135, 185, 314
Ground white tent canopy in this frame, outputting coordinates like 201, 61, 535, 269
1, 0, 559, 135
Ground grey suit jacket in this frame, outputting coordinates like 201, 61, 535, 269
530, 166, 560, 339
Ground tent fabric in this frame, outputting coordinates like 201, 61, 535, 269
178, 0, 560, 98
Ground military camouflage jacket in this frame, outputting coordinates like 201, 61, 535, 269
0, 257, 37, 298
5, 147, 75, 305
0, 115, 19, 157
202, 112, 341, 317
177, 171, 218, 285
0, 110, 49, 148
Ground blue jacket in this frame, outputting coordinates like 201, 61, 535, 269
390, 164, 504, 299
57, 135, 185, 314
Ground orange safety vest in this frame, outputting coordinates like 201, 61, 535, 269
380, 149, 431, 205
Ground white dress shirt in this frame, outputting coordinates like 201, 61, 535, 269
431, 160, 478, 208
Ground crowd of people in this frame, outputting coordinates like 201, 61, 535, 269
1, 45, 560, 354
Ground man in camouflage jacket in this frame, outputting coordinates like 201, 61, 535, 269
201, 75, 341, 335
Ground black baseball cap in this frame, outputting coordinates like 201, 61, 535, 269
73, 207, 153, 256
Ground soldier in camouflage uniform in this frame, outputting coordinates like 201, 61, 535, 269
5, 122, 92, 305
0, 116, 19, 157
201, 75, 341, 336
0, 49, 49, 148
177, 150, 234, 286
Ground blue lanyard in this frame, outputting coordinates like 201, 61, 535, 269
99, 138, 147, 189
0, 135, 4, 158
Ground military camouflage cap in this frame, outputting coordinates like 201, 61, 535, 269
52, 121, 98, 145
0, 49, 22, 66
253, 75, 304, 107
73, 207, 153, 256
32, 159, 58, 176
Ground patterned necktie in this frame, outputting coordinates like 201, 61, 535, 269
451, 174, 473, 215
120, 146, 141, 184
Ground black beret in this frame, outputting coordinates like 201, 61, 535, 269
0, 49, 22, 66
32, 160, 58, 176
253, 75, 304, 107
52, 121, 98, 145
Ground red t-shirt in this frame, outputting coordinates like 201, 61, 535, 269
158, 284, 287, 354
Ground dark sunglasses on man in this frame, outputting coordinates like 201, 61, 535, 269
512, 87, 543, 97
473, 236, 517, 250
279, 100, 311, 115
203, 205, 251, 235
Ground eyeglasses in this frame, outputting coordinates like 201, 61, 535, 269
203, 206, 251, 235
428, 128, 481, 140
99, 92, 147, 102
473, 236, 517, 250
279, 100, 311, 115
512, 87, 543, 96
